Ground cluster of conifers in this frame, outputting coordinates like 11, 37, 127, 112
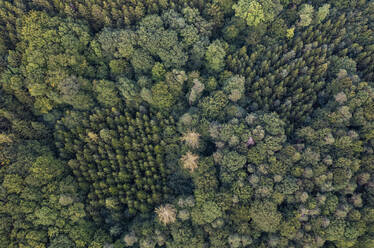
55, 107, 175, 218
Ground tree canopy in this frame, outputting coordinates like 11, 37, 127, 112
0, 0, 373, 247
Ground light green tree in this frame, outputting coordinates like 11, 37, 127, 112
232, 0, 282, 27
315, 4, 330, 24
298, 4, 314, 27
205, 40, 227, 72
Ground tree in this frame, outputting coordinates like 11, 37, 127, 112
205, 40, 227, 72
28, 155, 65, 185
2, 174, 24, 194
49, 235, 75, 248
130, 49, 155, 74
94, 28, 136, 60
151, 81, 176, 110
221, 151, 246, 172
315, 4, 330, 24
7, 11, 93, 113
181, 131, 200, 149
232, 0, 282, 27
33, 206, 59, 226
180, 152, 199, 172
199, 91, 228, 120
1, 1, 374, 247
137, 15, 187, 68
286, 27, 295, 40
152, 62, 166, 81
155, 204, 177, 225
124, 232, 138, 246
223, 75, 245, 102
117, 77, 140, 105
249, 201, 282, 232
93, 80, 121, 107
55, 106, 175, 218
298, 4, 314, 27
188, 79, 205, 105
191, 201, 223, 225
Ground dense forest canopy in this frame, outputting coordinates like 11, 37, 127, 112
0, 0, 373, 247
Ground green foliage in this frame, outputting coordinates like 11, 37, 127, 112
137, 15, 187, 69
192, 201, 223, 225
1, 1, 374, 248
29, 155, 65, 185
0, 142, 100, 247
199, 91, 229, 120
286, 27, 295, 39
275, 177, 299, 195
151, 82, 177, 110
205, 40, 227, 72
329, 56, 357, 77
2, 11, 94, 113
149, 70, 187, 111
249, 200, 282, 232
34, 206, 59, 226
49, 235, 75, 248
324, 219, 346, 241
298, 4, 314, 27
232, 0, 282, 27
279, 218, 301, 239
167, 223, 206, 248
315, 4, 331, 24
117, 77, 141, 106
233, 0, 266, 27
94, 28, 136, 60
152, 63, 166, 82
93, 80, 121, 107
2, 173, 23, 194
221, 151, 246, 171
223, 75, 245, 102
55, 106, 177, 218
